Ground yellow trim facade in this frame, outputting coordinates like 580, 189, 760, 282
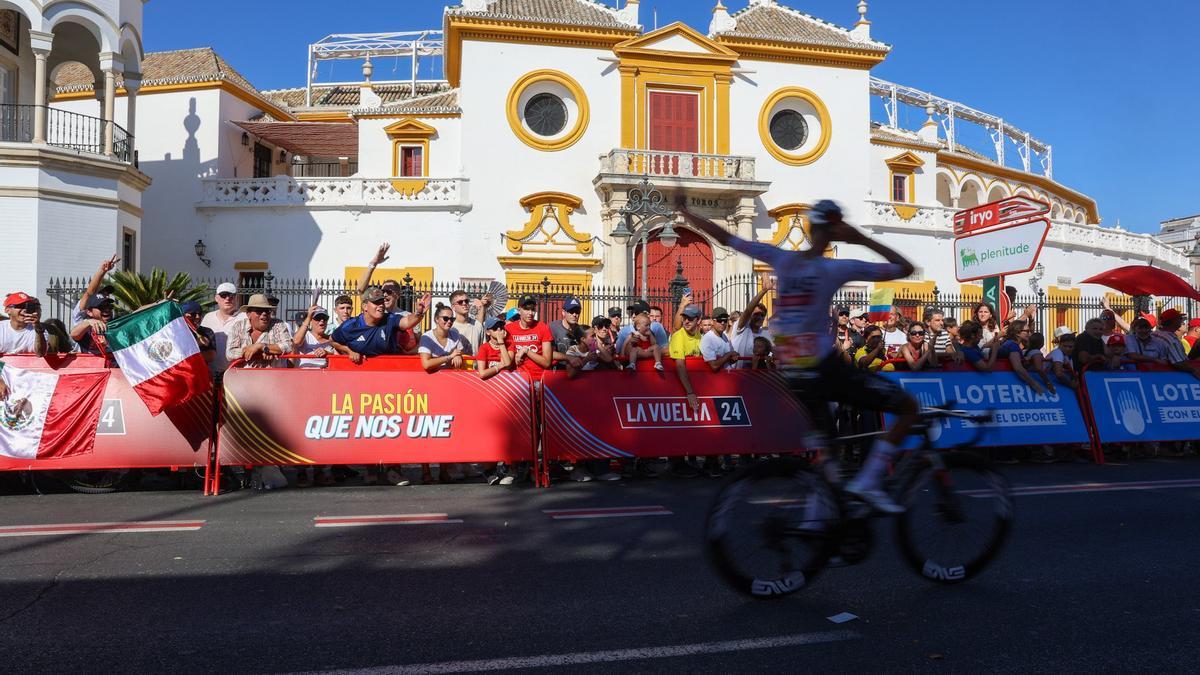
506, 69, 590, 152
54, 80, 296, 122
938, 151, 1100, 223
445, 16, 638, 88
504, 191, 594, 256
714, 35, 888, 70
885, 150, 924, 208
384, 118, 434, 191
614, 23, 737, 155
758, 87, 832, 166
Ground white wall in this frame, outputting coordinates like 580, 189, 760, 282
356, 116, 462, 177
727, 60, 871, 241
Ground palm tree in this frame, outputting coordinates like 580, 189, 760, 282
106, 269, 213, 313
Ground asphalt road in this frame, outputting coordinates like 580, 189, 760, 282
2, 458, 1200, 674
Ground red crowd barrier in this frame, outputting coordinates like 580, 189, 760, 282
0, 355, 213, 474
538, 361, 814, 486
215, 356, 537, 491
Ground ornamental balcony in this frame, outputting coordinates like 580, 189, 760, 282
867, 200, 1190, 276
196, 176, 471, 214
594, 148, 769, 199
0, 104, 133, 163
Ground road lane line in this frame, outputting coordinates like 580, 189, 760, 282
314, 514, 463, 528
0, 520, 206, 537
961, 478, 1200, 498
542, 505, 672, 520
294, 630, 858, 674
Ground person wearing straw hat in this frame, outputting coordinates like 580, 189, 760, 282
225, 293, 293, 369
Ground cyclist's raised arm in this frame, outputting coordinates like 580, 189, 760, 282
831, 224, 914, 280
677, 206, 735, 247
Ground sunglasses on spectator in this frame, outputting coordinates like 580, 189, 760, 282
249, 308, 273, 315
382, 289, 397, 296
909, 330, 926, 336
453, 299, 469, 305
14, 303, 40, 311
217, 292, 235, 299
714, 318, 728, 323
436, 314, 455, 323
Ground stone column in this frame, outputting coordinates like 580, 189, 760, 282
99, 52, 121, 157
123, 73, 141, 148
28, 31, 54, 144
602, 189, 630, 288
731, 196, 757, 277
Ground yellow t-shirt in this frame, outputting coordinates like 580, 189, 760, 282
854, 346, 895, 372
669, 328, 703, 359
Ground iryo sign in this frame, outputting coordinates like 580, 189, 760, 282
953, 196, 1049, 236
954, 218, 1050, 282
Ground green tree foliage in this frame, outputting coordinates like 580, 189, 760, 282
106, 269, 213, 313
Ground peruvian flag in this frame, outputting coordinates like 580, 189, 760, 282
105, 302, 211, 415
0, 362, 110, 459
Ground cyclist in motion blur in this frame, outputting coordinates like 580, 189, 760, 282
678, 199, 919, 512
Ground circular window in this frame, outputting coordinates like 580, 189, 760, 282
524, 93, 567, 137
758, 87, 832, 166
769, 110, 808, 151
507, 70, 590, 152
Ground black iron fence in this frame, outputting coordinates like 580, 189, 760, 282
43, 272, 1194, 337
0, 104, 133, 163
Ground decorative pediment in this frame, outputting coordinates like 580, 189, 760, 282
763, 202, 833, 255
383, 118, 437, 139
614, 22, 739, 63
884, 150, 925, 171
505, 191, 594, 256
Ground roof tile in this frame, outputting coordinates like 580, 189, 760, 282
716, 1, 889, 53
54, 47, 266, 97
446, 0, 636, 29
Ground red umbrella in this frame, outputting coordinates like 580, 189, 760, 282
1080, 265, 1200, 302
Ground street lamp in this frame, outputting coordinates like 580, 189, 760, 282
1028, 262, 1044, 293
194, 239, 211, 267
617, 176, 677, 299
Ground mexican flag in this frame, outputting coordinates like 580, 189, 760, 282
0, 362, 110, 459
105, 302, 211, 415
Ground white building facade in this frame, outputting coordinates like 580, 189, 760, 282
1, 0, 148, 299
45, 0, 1192, 313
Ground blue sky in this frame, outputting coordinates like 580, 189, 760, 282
144, 1, 1198, 234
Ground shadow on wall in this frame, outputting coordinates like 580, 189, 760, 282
137, 96, 322, 281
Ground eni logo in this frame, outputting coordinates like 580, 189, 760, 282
960, 247, 979, 268
1, 397, 34, 431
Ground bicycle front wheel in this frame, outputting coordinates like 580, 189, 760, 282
895, 451, 1013, 584
705, 458, 839, 599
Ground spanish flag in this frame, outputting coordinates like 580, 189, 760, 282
867, 288, 894, 322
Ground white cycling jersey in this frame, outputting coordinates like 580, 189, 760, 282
729, 237, 905, 368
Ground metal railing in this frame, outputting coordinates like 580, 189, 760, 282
47, 271, 1194, 339
291, 160, 357, 177
0, 104, 133, 163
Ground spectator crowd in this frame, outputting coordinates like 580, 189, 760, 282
4, 245, 1200, 485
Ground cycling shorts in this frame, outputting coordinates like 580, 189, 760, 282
780, 352, 911, 432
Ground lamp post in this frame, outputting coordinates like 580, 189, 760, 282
611, 176, 676, 300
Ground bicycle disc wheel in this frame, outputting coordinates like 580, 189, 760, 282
895, 451, 1013, 584
705, 458, 839, 599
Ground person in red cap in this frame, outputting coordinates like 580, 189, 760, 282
1103, 333, 1135, 371
0, 292, 48, 356
1185, 318, 1200, 350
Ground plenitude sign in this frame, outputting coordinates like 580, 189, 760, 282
954, 218, 1050, 282
953, 196, 1049, 236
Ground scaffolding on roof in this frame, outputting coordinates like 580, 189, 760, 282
870, 77, 1053, 179
306, 31, 445, 107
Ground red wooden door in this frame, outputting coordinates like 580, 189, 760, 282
648, 91, 698, 175
634, 228, 714, 306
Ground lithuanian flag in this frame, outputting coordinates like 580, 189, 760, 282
105, 302, 211, 415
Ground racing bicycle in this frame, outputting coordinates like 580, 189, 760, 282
706, 403, 1013, 598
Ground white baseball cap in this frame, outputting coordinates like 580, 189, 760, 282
216, 282, 237, 295
1053, 326, 1073, 339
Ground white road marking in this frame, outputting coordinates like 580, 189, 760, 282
542, 505, 672, 520
294, 630, 858, 674
0, 520, 205, 537
314, 514, 463, 528
962, 478, 1200, 498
